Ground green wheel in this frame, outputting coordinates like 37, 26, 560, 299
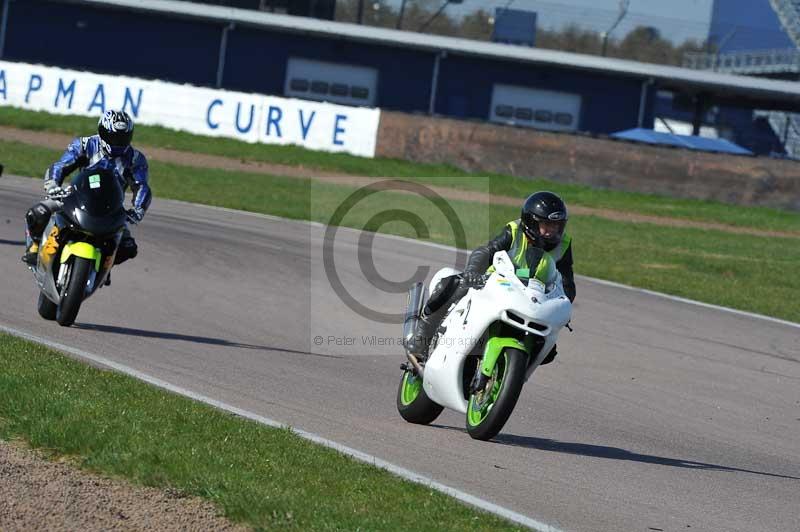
466, 348, 528, 441
396, 370, 443, 425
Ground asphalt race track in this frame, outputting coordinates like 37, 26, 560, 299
1, 175, 798, 532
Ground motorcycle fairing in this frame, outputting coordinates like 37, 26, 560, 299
38, 224, 61, 270
59, 242, 103, 272
32, 169, 126, 306
422, 251, 572, 414
480, 336, 527, 378
61, 241, 102, 271
35, 217, 63, 305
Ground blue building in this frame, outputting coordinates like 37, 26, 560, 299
709, 0, 795, 52
1, 0, 798, 156
172, 0, 336, 19
678, 1, 800, 157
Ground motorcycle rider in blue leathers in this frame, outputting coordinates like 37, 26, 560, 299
23, 110, 151, 268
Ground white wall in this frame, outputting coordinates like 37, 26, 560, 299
0, 60, 381, 158
284, 57, 378, 107
490, 84, 581, 132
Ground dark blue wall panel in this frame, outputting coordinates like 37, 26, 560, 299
2, 1, 654, 135
652, 94, 781, 155
435, 54, 646, 133
4, 0, 221, 86
223, 26, 435, 111
717, 106, 785, 155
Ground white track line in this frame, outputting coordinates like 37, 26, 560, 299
0, 323, 562, 532
4, 176, 795, 531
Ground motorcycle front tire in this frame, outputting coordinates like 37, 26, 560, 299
466, 348, 528, 441
56, 257, 92, 327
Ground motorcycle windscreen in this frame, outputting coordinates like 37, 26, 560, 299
63, 169, 127, 235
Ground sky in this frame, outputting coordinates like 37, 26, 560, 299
386, 0, 716, 44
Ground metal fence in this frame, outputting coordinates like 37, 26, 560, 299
763, 111, 800, 159
769, 0, 800, 49
683, 48, 800, 74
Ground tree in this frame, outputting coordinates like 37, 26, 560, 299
335, 0, 396, 27
401, 0, 459, 35
537, 24, 603, 55
613, 26, 674, 63
460, 9, 493, 41
333, 0, 706, 68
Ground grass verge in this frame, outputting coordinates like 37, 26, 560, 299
3, 138, 798, 322
1, 107, 798, 233
0, 333, 524, 531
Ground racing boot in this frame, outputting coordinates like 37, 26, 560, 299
540, 345, 558, 365
405, 305, 448, 361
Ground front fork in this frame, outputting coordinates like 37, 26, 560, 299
470, 332, 533, 393
60, 241, 102, 295
57, 226, 122, 297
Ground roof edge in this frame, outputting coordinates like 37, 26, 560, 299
70, 0, 800, 103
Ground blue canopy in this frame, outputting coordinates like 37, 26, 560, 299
611, 128, 753, 156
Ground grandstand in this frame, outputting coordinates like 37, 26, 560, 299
768, 0, 800, 158
771, 0, 800, 49
683, 0, 800, 158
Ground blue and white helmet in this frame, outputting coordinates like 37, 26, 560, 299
98, 110, 134, 157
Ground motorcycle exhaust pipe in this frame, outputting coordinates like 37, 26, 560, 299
403, 282, 426, 341
403, 282, 426, 375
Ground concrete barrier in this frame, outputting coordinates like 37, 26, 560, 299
376, 111, 800, 211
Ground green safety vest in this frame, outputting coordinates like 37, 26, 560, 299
490, 219, 572, 284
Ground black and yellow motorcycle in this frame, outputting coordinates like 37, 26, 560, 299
30, 168, 128, 326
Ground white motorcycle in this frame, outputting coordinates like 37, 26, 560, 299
397, 250, 572, 441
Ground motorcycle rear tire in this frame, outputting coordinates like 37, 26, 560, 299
37, 292, 57, 320
56, 257, 92, 327
396, 370, 444, 425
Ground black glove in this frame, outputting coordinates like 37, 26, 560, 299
126, 207, 145, 225
462, 270, 486, 289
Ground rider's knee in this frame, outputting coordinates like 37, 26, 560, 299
425, 274, 461, 314
25, 202, 53, 238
